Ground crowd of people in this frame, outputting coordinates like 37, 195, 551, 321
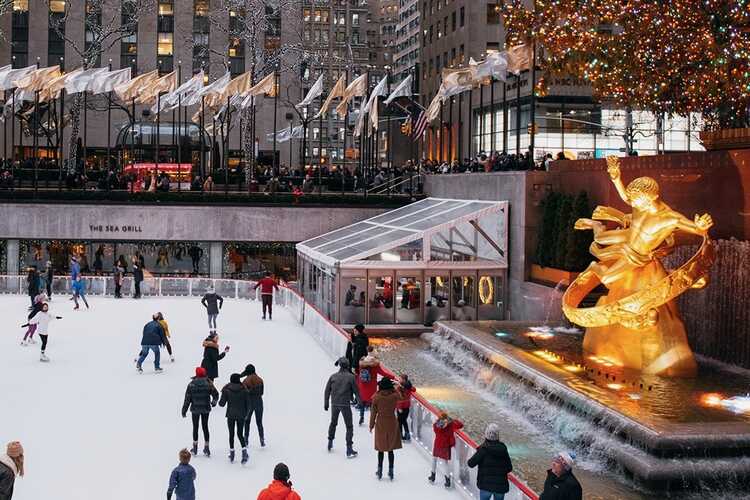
5, 271, 584, 500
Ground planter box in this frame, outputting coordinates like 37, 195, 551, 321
530, 264, 579, 287
699, 128, 750, 151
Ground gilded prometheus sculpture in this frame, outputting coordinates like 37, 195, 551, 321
562, 156, 715, 376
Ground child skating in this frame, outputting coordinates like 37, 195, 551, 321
21, 303, 63, 362
429, 411, 464, 488
166, 448, 196, 500
21, 293, 47, 346
72, 276, 89, 310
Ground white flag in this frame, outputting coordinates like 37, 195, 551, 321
368, 75, 389, 132
296, 74, 324, 109
153, 71, 204, 114
384, 75, 412, 106
267, 125, 304, 143
0, 65, 35, 90
335, 73, 367, 118
470, 52, 507, 82
89, 68, 132, 94
65, 67, 109, 94
353, 95, 368, 138
185, 72, 230, 106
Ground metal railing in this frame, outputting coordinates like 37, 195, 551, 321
274, 286, 538, 500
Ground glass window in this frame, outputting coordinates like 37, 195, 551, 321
341, 275, 366, 324
396, 274, 422, 324
452, 275, 476, 320
13, 0, 29, 11
157, 32, 173, 55
478, 274, 505, 320
158, 1, 174, 16
368, 273, 394, 324
49, 0, 65, 13
487, 2, 501, 24
425, 275, 449, 324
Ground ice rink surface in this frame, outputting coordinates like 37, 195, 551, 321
0, 295, 460, 500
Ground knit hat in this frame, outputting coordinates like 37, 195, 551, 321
354, 323, 365, 333
243, 364, 256, 376
273, 462, 290, 482
557, 451, 576, 469
484, 423, 500, 441
335, 357, 350, 369
230, 373, 241, 384
6, 442, 23, 477
378, 377, 395, 391
195, 367, 207, 378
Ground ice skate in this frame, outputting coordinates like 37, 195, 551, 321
20, 340, 27, 346
29, 338, 37, 344
327, 439, 333, 452
444, 476, 451, 489
346, 446, 358, 458
241, 448, 249, 465
39, 352, 49, 362
136, 365, 143, 373
170, 355, 175, 362
203, 443, 210, 457
389, 466, 394, 481
402, 432, 411, 442
376, 465, 383, 480
260, 437, 266, 448
228, 449, 235, 463
155, 367, 164, 373
428, 472, 436, 484
191, 443, 198, 456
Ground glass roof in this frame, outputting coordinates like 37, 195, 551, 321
297, 198, 507, 266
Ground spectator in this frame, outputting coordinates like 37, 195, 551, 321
539, 452, 582, 500
467, 423, 514, 500
191, 175, 203, 192
203, 175, 214, 192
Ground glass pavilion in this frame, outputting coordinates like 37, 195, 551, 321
296, 198, 509, 326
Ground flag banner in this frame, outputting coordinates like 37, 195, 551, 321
248, 72, 276, 97
135, 71, 177, 104
15, 66, 62, 92
316, 74, 345, 118
296, 73, 324, 109
153, 71, 204, 114
40, 69, 82, 102
506, 43, 533, 74
412, 108, 428, 141
335, 73, 367, 118
114, 69, 159, 100
266, 125, 304, 143
184, 71, 230, 107
441, 67, 474, 97
65, 67, 109, 94
470, 51, 508, 82
0, 65, 36, 91
368, 75, 389, 132
384, 74, 412, 105
89, 68, 132, 95
213, 70, 253, 107
353, 95, 368, 138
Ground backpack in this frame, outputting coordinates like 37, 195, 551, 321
359, 368, 371, 384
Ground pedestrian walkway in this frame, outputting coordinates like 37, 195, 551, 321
0, 296, 461, 500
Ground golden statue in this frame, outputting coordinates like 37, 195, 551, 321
562, 157, 715, 377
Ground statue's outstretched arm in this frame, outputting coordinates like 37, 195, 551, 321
606, 156, 630, 205
676, 212, 713, 236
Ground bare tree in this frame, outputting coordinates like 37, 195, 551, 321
47, 0, 154, 171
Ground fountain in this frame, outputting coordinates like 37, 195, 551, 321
411, 159, 750, 493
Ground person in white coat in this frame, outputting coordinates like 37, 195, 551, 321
21, 303, 62, 362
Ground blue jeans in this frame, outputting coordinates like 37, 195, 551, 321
137, 345, 161, 369
207, 314, 218, 329
479, 491, 505, 500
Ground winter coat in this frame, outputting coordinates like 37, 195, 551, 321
200, 340, 226, 379
467, 439, 513, 494
257, 480, 302, 500
0, 455, 18, 500
70, 261, 80, 280
396, 382, 415, 411
182, 377, 219, 416
133, 264, 143, 283
219, 382, 250, 420
345, 332, 369, 370
167, 463, 196, 500
324, 368, 360, 409
370, 389, 403, 452
28, 311, 58, 336
254, 277, 278, 295
356, 356, 390, 404
539, 469, 582, 500
140, 320, 166, 346
201, 293, 223, 315
242, 373, 265, 403
158, 319, 171, 339
432, 418, 464, 460
27, 274, 40, 297
72, 279, 86, 295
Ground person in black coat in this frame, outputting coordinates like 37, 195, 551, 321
45, 261, 54, 299
200, 332, 229, 381
26, 268, 40, 307
241, 364, 266, 447
467, 423, 513, 499
539, 452, 582, 500
219, 373, 250, 464
345, 323, 369, 371
201, 287, 223, 332
182, 367, 219, 457
132, 259, 144, 299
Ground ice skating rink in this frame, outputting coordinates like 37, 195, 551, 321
0, 295, 462, 500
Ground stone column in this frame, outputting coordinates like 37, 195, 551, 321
6, 239, 20, 275
209, 242, 223, 278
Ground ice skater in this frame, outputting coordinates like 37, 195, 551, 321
72, 276, 89, 310
182, 367, 219, 457
219, 373, 250, 464
132, 258, 144, 299
21, 303, 62, 362
156, 312, 175, 362
200, 287, 223, 332
428, 411, 464, 488
166, 449, 196, 500
324, 357, 360, 458
201, 332, 229, 382
0, 441, 25, 499
20, 293, 47, 346
241, 364, 265, 447
44, 260, 53, 299
356, 347, 390, 426
113, 261, 125, 298
135, 313, 166, 373
26, 267, 40, 308
396, 373, 415, 442
257, 463, 301, 500
254, 272, 279, 320
346, 323, 370, 371
370, 377, 402, 480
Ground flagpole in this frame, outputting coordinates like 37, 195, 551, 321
448, 96, 453, 163
502, 81, 507, 153
33, 89, 39, 195
439, 101, 443, 162
529, 42, 537, 166
272, 66, 279, 177
515, 73, 521, 156
317, 92, 323, 195
177, 62, 182, 194
83, 90, 88, 183
3, 90, 6, 163
342, 68, 348, 198
238, 113, 243, 192
130, 97, 135, 194
479, 80, 484, 154
490, 75, 495, 154
156, 90, 161, 182
11, 87, 15, 170
225, 93, 230, 195
58, 89, 64, 191
200, 95, 205, 179
386, 67, 392, 195
288, 119, 293, 171
107, 60, 112, 191
458, 91, 463, 163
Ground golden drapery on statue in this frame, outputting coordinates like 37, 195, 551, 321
562, 157, 715, 377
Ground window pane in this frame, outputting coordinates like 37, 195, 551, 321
341, 276, 366, 324
396, 275, 422, 324
368, 273, 394, 324
451, 275, 476, 320
425, 275, 449, 324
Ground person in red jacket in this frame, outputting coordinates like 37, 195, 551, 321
257, 463, 301, 500
429, 411, 464, 489
355, 347, 390, 426
254, 272, 279, 320
396, 373, 416, 441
